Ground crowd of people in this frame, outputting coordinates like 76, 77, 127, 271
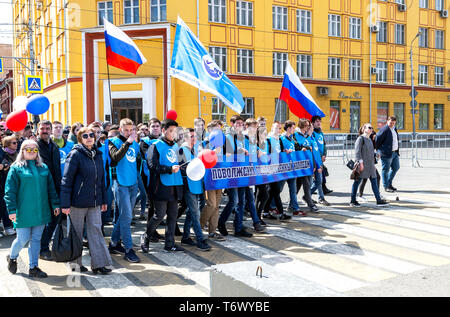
0, 113, 400, 278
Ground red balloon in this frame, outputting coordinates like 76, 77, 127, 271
199, 149, 218, 169
6, 110, 28, 132
166, 110, 178, 121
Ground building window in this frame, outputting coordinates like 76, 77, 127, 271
420, 0, 429, 8
394, 63, 406, 84
297, 54, 312, 78
124, 0, 139, 24
273, 6, 288, 31
377, 21, 387, 42
436, 0, 444, 11
328, 14, 341, 37
241, 98, 254, 120
209, 0, 226, 23
418, 65, 428, 85
150, 0, 166, 22
275, 98, 289, 122
435, 30, 444, 49
349, 59, 361, 81
376, 61, 388, 83
350, 101, 360, 133
237, 49, 254, 74
377, 102, 389, 129
434, 104, 444, 129
435, 66, 444, 86
328, 57, 341, 80
396, 0, 405, 4
273, 52, 287, 76
419, 103, 429, 130
98, 1, 113, 26
212, 97, 227, 122
330, 101, 340, 130
236, 1, 253, 27
395, 24, 405, 45
209, 46, 227, 72
297, 10, 311, 34
419, 28, 428, 47
349, 17, 361, 39
394, 103, 405, 130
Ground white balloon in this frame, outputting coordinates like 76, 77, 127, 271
13, 96, 28, 111
186, 158, 205, 181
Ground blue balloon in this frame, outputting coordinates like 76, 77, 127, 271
26, 94, 50, 115
208, 129, 224, 148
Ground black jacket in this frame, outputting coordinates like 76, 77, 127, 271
375, 125, 400, 159
60, 144, 107, 209
37, 137, 62, 194
147, 137, 183, 201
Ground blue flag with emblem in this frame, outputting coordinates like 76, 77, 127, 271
170, 16, 244, 114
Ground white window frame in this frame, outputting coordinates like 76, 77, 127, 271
98, 1, 113, 26
297, 9, 311, 34
209, 46, 227, 72
208, 0, 227, 23
237, 49, 254, 74
418, 65, 429, 85
349, 17, 361, 39
376, 61, 388, 83
328, 14, 341, 37
212, 97, 227, 122
236, 1, 253, 27
436, 0, 444, 11
150, 0, 166, 22
273, 52, 288, 76
241, 98, 254, 120
435, 66, 444, 86
328, 57, 341, 80
419, 28, 428, 47
124, 0, 139, 24
420, 0, 429, 8
377, 21, 388, 42
435, 30, 444, 49
273, 6, 288, 31
395, 24, 405, 45
394, 63, 406, 84
297, 54, 312, 78
349, 59, 361, 81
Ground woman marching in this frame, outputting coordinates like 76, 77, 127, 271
60, 127, 112, 274
5, 140, 60, 278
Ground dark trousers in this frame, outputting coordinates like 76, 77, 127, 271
359, 169, 381, 196
296, 176, 314, 207
255, 184, 269, 221
265, 182, 284, 214
40, 213, 58, 253
146, 200, 178, 248
0, 195, 13, 229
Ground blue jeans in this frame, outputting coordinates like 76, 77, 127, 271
135, 175, 147, 216
111, 181, 138, 251
280, 178, 300, 211
310, 170, 325, 200
381, 152, 400, 189
10, 225, 45, 269
219, 187, 238, 229
351, 177, 382, 203
237, 187, 261, 231
182, 190, 205, 243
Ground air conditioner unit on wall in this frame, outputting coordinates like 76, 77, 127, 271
370, 25, 379, 33
440, 10, 448, 18
370, 67, 378, 75
317, 87, 329, 96
398, 4, 407, 12
36, 1, 44, 10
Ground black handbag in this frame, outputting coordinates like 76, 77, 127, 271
346, 160, 355, 170
51, 214, 83, 263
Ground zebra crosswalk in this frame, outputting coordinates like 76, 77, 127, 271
2, 191, 450, 297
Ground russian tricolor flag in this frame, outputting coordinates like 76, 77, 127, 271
103, 19, 147, 75
279, 62, 325, 119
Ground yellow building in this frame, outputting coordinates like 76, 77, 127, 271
12, 0, 450, 133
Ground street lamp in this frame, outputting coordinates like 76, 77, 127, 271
409, 30, 421, 167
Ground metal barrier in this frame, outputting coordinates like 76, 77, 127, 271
324, 132, 450, 166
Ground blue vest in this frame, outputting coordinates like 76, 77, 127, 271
246, 138, 258, 163
98, 140, 110, 185
154, 139, 183, 187
267, 137, 281, 154
313, 131, 325, 156
110, 137, 139, 186
181, 146, 203, 194
140, 137, 158, 181
309, 136, 323, 168
294, 132, 309, 148
59, 140, 74, 175
280, 135, 296, 151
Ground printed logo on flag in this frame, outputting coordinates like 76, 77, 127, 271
202, 55, 223, 80
25, 75, 43, 94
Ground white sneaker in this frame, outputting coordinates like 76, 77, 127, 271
4, 228, 16, 236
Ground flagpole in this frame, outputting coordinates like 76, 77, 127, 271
106, 59, 113, 121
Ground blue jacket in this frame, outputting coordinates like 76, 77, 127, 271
60, 144, 107, 209
375, 125, 400, 158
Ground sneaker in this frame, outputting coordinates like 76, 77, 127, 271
377, 199, 389, 206
181, 237, 196, 246
293, 210, 307, 216
385, 187, 395, 193
390, 185, 398, 191
109, 242, 126, 255
164, 245, 185, 253
124, 249, 140, 263
218, 222, 228, 236
318, 199, 330, 206
350, 201, 361, 207
262, 212, 278, 220
140, 233, 150, 253
323, 186, 333, 195
6, 255, 17, 274
279, 213, 292, 221
208, 232, 226, 241
309, 205, 319, 213
4, 228, 15, 236
29, 267, 47, 278
270, 208, 281, 215
253, 222, 266, 233
235, 228, 253, 238
196, 240, 212, 252
39, 250, 53, 261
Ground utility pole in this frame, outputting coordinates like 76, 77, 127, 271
27, 0, 40, 128
410, 31, 421, 168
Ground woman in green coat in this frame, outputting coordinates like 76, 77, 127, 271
4, 140, 60, 278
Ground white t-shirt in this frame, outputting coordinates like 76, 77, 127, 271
390, 127, 398, 151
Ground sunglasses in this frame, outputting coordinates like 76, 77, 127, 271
11, 142, 17, 145
82, 133, 95, 139
367, 127, 373, 130
24, 148, 38, 153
